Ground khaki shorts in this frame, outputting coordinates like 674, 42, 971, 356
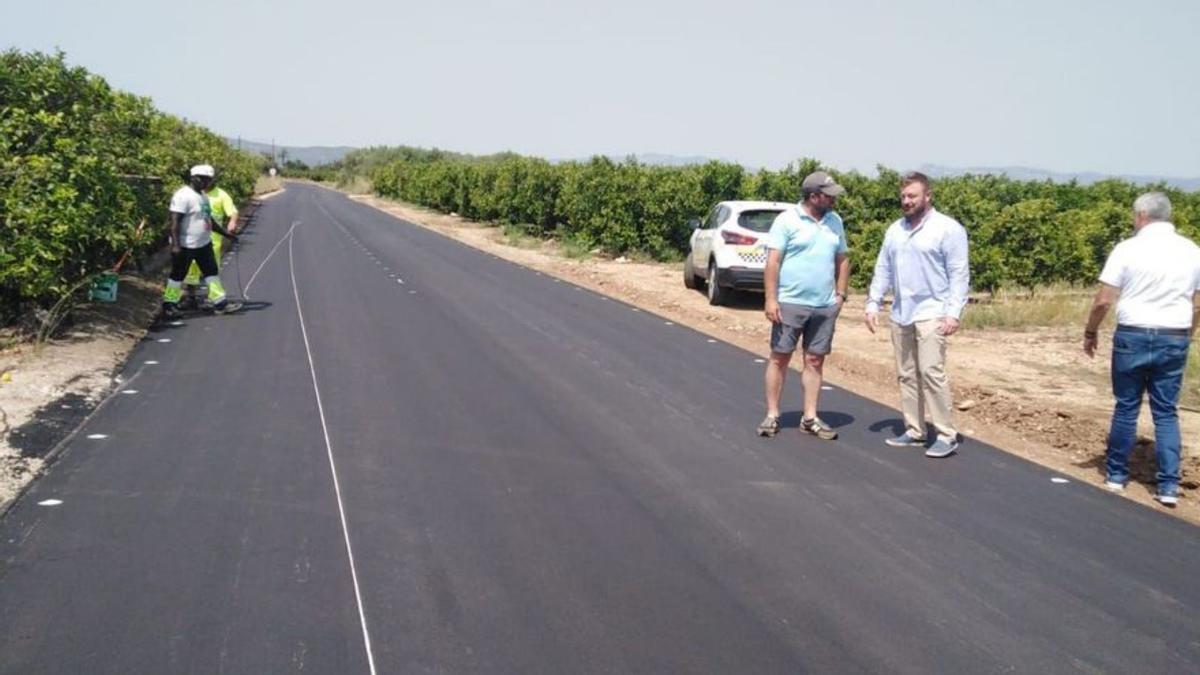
770, 302, 839, 355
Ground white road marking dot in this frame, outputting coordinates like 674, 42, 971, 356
156, 338, 171, 343
821, 386, 833, 391
1051, 477, 1070, 484
754, 358, 766, 363
397, 279, 404, 284
121, 390, 138, 395
664, 322, 674, 326
169, 321, 184, 326
38, 499, 63, 507
87, 434, 107, 440
707, 339, 717, 343
144, 360, 159, 365
631, 308, 641, 312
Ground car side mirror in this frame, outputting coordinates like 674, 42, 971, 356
688, 219, 701, 230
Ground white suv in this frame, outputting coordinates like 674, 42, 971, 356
683, 200, 793, 305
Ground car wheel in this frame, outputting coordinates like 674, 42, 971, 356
707, 259, 728, 306
683, 254, 698, 290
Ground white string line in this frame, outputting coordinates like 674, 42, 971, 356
288, 226, 378, 675
244, 220, 301, 298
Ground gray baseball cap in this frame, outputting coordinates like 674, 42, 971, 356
801, 171, 845, 196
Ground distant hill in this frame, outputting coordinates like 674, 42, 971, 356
920, 164, 1200, 192
226, 138, 356, 166
553, 153, 718, 166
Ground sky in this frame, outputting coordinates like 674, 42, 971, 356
4, 0, 1199, 176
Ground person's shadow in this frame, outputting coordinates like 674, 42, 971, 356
869, 418, 907, 436
779, 410, 855, 429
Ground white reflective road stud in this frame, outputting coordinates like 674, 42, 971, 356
86, 434, 107, 440
38, 499, 63, 506
754, 358, 766, 363
664, 322, 674, 326
821, 386, 833, 391
707, 339, 717, 343
144, 360, 159, 365
1051, 477, 1069, 484
156, 338, 171, 343
170, 321, 184, 326
121, 390, 138, 395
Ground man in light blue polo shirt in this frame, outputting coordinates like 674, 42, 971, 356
757, 171, 851, 441
865, 172, 970, 458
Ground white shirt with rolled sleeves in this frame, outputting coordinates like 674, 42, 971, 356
168, 185, 213, 249
866, 208, 970, 326
1098, 221, 1200, 330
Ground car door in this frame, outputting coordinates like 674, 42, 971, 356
692, 204, 722, 277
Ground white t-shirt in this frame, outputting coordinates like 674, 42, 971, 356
1098, 222, 1200, 329
168, 185, 213, 249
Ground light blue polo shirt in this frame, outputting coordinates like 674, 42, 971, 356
765, 206, 848, 307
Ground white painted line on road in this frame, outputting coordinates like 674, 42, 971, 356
169, 320, 184, 326
37, 499, 63, 506
288, 227, 378, 675
707, 339, 717, 343
664, 321, 674, 326
86, 434, 107, 440
397, 279, 405, 284
244, 219, 301, 298
144, 360, 159, 365
821, 386, 833, 391
121, 390, 138, 395
754, 358, 766, 363
156, 338, 171, 343
631, 308, 641, 312
1051, 477, 1070, 484
408, 290, 417, 294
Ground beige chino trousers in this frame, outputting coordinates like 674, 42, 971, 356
890, 319, 958, 440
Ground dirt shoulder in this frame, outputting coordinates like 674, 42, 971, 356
344, 190, 1200, 525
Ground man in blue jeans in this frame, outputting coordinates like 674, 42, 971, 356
1084, 192, 1200, 507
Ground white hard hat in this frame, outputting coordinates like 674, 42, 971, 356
189, 164, 215, 177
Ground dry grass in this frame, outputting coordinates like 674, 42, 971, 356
339, 175, 373, 195
254, 175, 283, 194
961, 284, 1200, 408
962, 286, 1101, 331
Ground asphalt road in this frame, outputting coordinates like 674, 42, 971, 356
2, 183, 1198, 674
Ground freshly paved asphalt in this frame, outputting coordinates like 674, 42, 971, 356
2, 183, 1198, 674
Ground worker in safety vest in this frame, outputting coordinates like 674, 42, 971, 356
180, 168, 240, 308
161, 164, 237, 317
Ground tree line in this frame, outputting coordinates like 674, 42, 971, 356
308, 147, 1199, 292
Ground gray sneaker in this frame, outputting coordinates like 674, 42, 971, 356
925, 437, 959, 458
801, 417, 838, 441
885, 431, 926, 447
756, 415, 780, 438
1155, 490, 1179, 507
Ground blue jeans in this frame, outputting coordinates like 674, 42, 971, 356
1106, 327, 1191, 494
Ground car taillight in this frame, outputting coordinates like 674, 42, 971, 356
721, 231, 759, 246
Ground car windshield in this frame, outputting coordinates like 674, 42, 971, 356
737, 209, 785, 233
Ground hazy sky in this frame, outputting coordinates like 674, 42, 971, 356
5, 0, 1199, 176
